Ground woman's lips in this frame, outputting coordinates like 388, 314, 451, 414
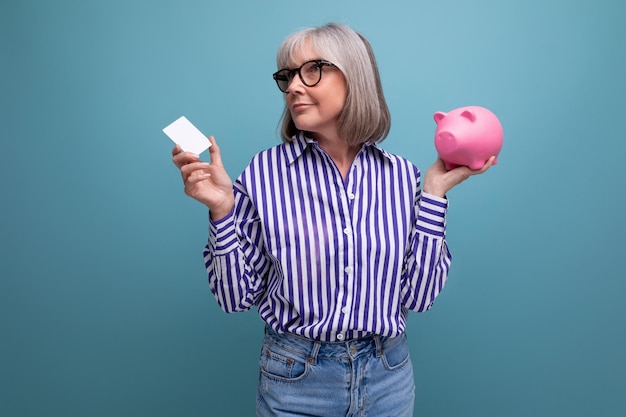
291, 103, 312, 113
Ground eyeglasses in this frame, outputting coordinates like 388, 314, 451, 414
272, 60, 337, 93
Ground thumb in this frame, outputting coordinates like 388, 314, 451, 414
207, 136, 224, 166
445, 165, 472, 187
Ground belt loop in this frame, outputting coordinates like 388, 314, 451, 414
308, 341, 321, 366
373, 335, 383, 358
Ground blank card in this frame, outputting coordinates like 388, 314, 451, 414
162, 116, 211, 155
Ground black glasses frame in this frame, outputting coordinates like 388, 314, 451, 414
272, 60, 336, 93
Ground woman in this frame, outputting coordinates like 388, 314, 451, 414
172, 23, 493, 417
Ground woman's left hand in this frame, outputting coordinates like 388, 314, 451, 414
422, 156, 496, 198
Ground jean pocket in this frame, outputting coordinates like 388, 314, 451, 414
259, 342, 309, 382
381, 335, 411, 371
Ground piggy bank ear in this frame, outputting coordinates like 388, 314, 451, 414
460, 109, 476, 122
433, 112, 446, 124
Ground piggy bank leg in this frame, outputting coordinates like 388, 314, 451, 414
468, 156, 497, 170
468, 160, 485, 170
444, 160, 460, 170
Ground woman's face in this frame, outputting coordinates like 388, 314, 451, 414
285, 41, 347, 142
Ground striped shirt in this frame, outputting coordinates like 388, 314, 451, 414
204, 132, 452, 342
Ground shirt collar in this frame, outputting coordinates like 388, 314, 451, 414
283, 131, 394, 165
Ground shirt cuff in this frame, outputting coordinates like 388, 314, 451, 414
416, 193, 448, 237
208, 210, 239, 254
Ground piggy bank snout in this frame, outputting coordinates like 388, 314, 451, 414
435, 131, 457, 154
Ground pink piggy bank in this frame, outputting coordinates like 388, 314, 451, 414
433, 106, 503, 170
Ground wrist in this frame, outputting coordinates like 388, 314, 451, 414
209, 200, 234, 221
422, 184, 446, 198
209, 208, 232, 221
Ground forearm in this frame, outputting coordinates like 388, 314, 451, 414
204, 213, 267, 313
400, 236, 451, 311
400, 193, 452, 311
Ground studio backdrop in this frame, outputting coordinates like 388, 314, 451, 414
1, 0, 624, 416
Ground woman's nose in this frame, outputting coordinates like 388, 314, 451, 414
286, 74, 304, 94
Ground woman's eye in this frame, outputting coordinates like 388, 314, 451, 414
307, 64, 321, 73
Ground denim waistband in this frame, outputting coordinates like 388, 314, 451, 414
263, 325, 406, 364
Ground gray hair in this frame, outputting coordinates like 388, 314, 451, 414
276, 23, 391, 145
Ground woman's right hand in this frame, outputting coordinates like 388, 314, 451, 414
172, 136, 235, 220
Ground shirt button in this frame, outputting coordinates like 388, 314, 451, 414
344, 266, 353, 274
348, 193, 355, 200
336, 333, 345, 341
343, 227, 351, 235
341, 306, 349, 314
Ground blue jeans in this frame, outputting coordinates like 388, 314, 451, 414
256, 326, 415, 417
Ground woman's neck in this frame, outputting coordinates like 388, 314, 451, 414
313, 132, 360, 180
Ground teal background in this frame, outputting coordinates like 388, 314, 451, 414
2, 0, 625, 416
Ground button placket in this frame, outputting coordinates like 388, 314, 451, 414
336, 153, 362, 345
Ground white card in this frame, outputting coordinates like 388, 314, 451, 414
162, 116, 211, 154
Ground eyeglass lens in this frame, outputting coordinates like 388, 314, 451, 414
274, 61, 326, 92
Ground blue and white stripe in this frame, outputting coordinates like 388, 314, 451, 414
204, 132, 451, 342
